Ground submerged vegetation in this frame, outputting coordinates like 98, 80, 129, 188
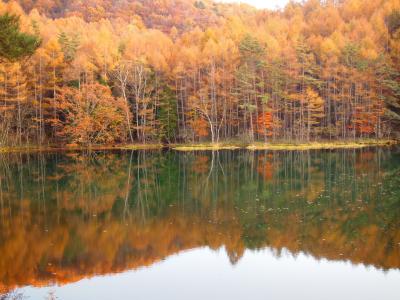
0, 0, 399, 149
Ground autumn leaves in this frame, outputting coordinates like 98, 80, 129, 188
0, 0, 399, 146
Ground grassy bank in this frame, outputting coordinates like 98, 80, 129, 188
171, 139, 399, 151
0, 140, 398, 153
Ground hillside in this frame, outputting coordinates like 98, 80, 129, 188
10, 0, 259, 32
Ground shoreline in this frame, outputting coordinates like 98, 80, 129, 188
0, 140, 398, 153
0, 144, 165, 154
171, 140, 399, 151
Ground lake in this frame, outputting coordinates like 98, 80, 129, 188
0, 148, 399, 300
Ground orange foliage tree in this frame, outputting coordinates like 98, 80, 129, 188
55, 84, 128, 145
0, 0, 399, 145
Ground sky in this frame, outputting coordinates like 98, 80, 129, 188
218, 0, 292, 10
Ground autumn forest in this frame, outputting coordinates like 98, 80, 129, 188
0, 0, 400, 147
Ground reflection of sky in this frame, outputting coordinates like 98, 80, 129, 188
218, 0, 292, 9
23, 248, 400, 300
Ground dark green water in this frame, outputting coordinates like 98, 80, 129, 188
0, 148, 399, 300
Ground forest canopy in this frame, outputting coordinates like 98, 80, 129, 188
0, 0, 399, 146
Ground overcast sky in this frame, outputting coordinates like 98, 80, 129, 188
218, 0, 291, 10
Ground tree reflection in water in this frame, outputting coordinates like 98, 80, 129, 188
0, 148, 399, 293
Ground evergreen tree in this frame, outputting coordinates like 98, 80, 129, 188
0, 13, 40, 62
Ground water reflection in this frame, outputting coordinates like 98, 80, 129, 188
0, 148, 399, 295
20, 248, 400, 300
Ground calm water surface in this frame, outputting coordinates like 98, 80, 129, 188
0, 148, 399, 299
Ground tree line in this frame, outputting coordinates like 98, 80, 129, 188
0, 0, 399, 146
